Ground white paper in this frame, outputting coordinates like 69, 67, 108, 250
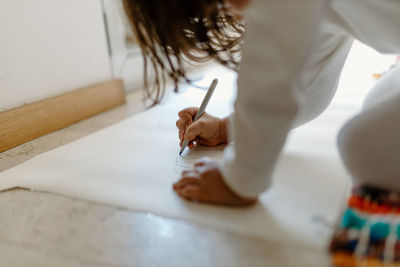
0, 73, 352, 249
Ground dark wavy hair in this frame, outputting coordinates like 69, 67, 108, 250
122, 0, 244, 105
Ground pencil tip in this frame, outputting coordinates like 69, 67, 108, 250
179, 152, 182, 156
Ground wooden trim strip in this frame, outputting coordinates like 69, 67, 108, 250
0, 79, 126, 153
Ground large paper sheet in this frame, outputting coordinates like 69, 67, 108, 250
0, 73, 352, 249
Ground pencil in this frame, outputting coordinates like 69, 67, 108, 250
179, 78, 219, 155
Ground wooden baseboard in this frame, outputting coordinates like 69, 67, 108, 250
0, 79, 126, 153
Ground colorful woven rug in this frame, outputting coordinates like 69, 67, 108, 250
330, 186, 400, 267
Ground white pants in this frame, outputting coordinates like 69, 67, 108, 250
338, 65, 400, 190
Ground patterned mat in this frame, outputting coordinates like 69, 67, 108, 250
330, 186, 400, 266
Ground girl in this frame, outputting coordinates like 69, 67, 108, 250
123, 0, 400, 206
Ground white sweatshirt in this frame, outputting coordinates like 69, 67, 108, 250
220, 0, 400, 199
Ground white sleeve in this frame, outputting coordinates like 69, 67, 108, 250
226, 34, 354, 131
220, 0, 328, 199
329, 0, 400, 54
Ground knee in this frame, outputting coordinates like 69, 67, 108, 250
337, 113, 400, 190
363, 65, 400, 110
337, 116, 366, 175
337, 115, 378, 187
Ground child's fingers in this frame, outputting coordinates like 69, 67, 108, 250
188, 141, 194, 149
179, 128, 185, 141
178, 185, 202, 201
178, 107, 198, 124
188, 137, 201, 149
176, 119, 190, 138
179, 132, 193, 148
179, 136, 194, 148
173, 177, 200, 190
177, 116, 195, 146
178, 107, 198, 118
184, 121, 205, 140
176, 118, 186, 130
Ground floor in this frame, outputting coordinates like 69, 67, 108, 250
0, 88, 332, 267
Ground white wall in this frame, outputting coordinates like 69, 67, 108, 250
103, 0, 144, 92
0, 0, 112, 111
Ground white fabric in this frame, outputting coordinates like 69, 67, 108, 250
221, 0, 400, 198
0, 74, 353, 248
337, 65, 400, 190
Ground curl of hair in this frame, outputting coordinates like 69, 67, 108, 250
122, 0, 244, 105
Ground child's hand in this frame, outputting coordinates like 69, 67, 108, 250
173, 157, 257, 206
176, 107, 228, 149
